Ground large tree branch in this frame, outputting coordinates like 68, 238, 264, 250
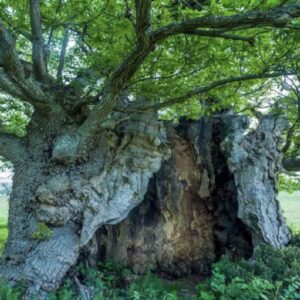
83, 0, 300, 123
181, 29, 255, 45
80, 3, 300, 142
57, 27, 69, 81
0, 20, 25, 80
0, 70, 27, 99
78, 0, 152, 137
0, 19, 57, 110
0, 132, 27, 164
283, 156, 300, 172
117, 71, 293, 112
151, 3, 300, 41
29, 0, 48, 81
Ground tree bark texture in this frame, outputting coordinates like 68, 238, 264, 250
90, 116, 290, 276
0, 113, 290, 297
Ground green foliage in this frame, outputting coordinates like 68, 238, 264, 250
47, 261, 180, 300
1, 242, 300, 299
279, 174, 300, 194
127, 268, 179, 300
197, 244, 300, 300
31, 223, 53, 241
1, 0, 300, 124
0, 198, 8, 255
0, 279, 24, 300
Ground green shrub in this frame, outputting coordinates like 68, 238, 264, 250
197, 244, 300, 300
0, 279, 24, 300
127, 268, 179, 300
1, 239, 300, 299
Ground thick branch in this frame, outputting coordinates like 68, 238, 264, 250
151, 3, 300, 41
78, 0, 152, 137
0, 132, 27, 163
0, 70, 27, 99
0, 20, 25, 80
84, 1, 300, 122
135, 0, 151, 41
80, 3, 300, 143
183, 29, 255, 44
118, 71, 293, 112
282, 123, 297, 153
57, 27, 69, 81
29, 0, 48, 81
283, 156, 300, 172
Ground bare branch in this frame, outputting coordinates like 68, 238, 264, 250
57, 27, 69, 81
29, 0, 48, 81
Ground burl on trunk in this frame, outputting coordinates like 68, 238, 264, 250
0, 112, 290, 297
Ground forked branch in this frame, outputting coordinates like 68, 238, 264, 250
81, 2, 300, 134
78, 0, 153, 137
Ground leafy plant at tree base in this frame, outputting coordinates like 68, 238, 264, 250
0, 279, 24, 300
196, 244, 300, 300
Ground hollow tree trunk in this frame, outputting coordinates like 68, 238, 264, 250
0, 112, 290, 297
90, 115, 290, 276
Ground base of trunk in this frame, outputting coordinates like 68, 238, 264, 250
0, 115, 290, 296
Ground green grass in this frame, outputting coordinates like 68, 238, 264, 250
279, 191, 300, 231
0, 196, 8, 254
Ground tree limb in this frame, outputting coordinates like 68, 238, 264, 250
0, 20, 25, 80
282, 156, 300, 172
80, 3, 300, 141
29, 0, 48, 81
57, 27, 69, 81
282, 123, 297, 153
182, 29, 255, 45
0, 132, 27, 164
78, 0, 152, 137
117, 71, 294, 112
151, 3, 300, 41
0, 19, 56, 110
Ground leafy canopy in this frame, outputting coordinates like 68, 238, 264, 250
0, 0, 299, 151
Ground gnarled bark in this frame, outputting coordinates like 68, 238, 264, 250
0, 114, 290, 297
90, 116, 289, 276
0, 111, 169, 297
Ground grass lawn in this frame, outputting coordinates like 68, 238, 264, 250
278, 191, 300, 232
0, 196, 8, 254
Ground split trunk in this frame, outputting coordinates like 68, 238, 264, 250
0, 112, 290, 297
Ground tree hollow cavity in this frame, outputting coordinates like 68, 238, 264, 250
90, 116, 290, 277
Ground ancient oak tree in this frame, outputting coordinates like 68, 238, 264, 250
0, 0, 300, 297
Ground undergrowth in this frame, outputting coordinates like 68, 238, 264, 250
0, 233, 300, 299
